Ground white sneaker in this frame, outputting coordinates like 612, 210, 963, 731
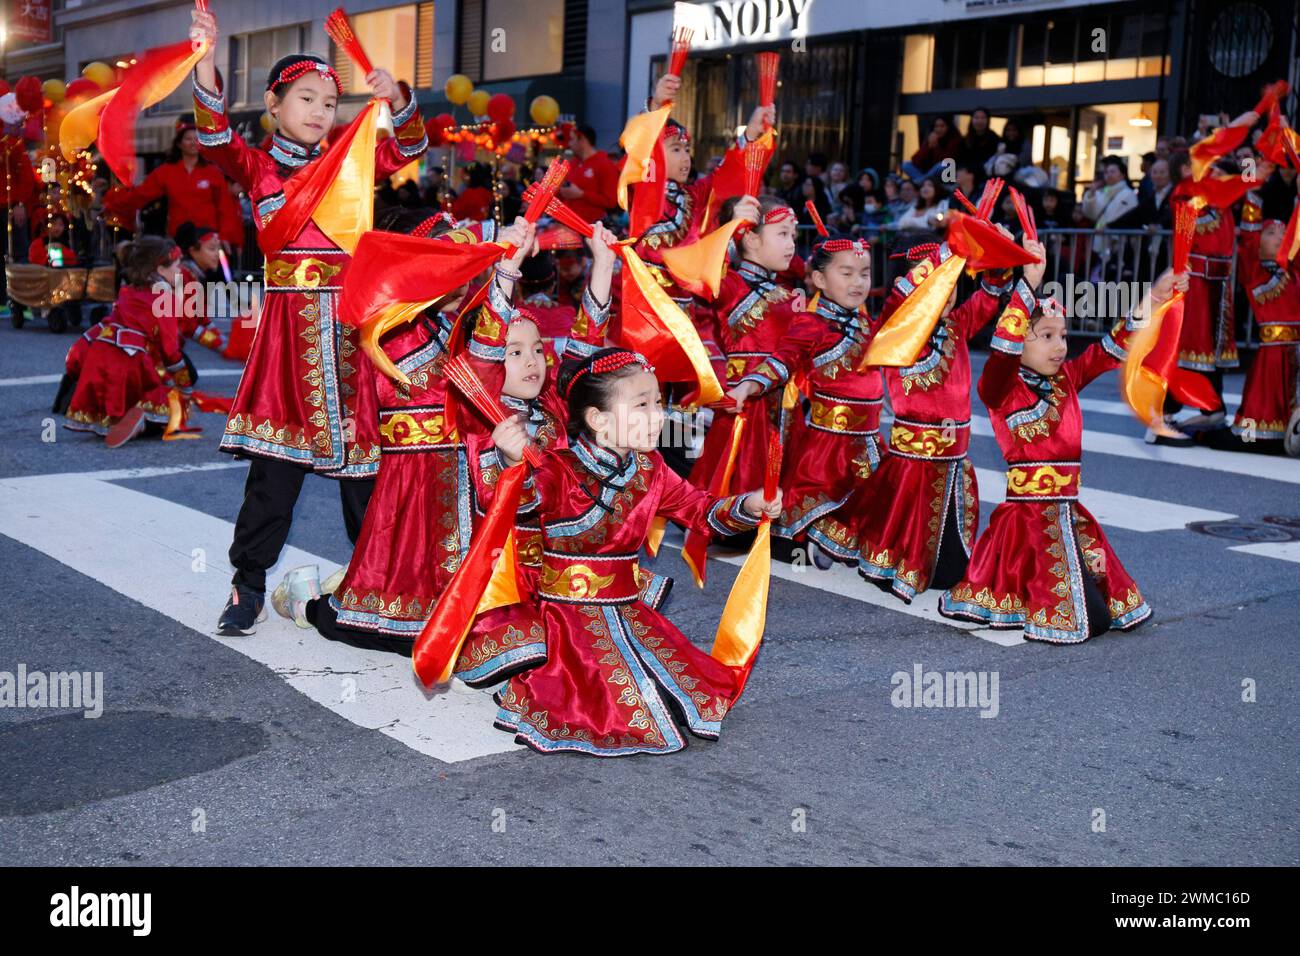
1145, 414, 1192, 446
271, 565, 321, 628
1285, 408, 1300, 458
320, 565, 348, 596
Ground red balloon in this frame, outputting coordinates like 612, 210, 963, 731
15, 76, 44, 114
427, 112, 455, 147
493, 118, 516, 146
487, 93, 515, 124
65, 77, 101, 102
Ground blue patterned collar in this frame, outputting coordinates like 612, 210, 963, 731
815, 295, 859, 328
738, 260, 777, 285
573, 435, 638, 487
269, 132, 322, 168
1019, 366, 1055, 399
501, 394, 546, 432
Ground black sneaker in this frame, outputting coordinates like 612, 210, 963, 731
217, 585, 267, 636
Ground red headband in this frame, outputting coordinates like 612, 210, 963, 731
736, 204, 795, 237
563, 350, 655, 398
805, 199, 869, 256
269, 59, 343, 96
165, 246, 182, 263
412, 212, 457, 238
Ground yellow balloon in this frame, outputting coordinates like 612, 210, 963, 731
466, 89, 490, 118
444, 73, 473, 106
82, 62, 115, 89
260, 112, 275, 132
529, 95, 559, 127
42, 79, 66, 105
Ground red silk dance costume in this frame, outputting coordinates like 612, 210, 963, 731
192, 78, 427, 477
855, 250, 1013, 599
939, 286, 1152, 642
65, 285, 191, 434
738, 294, 883, 558
1178, 199, 1239, 376
331, 281, 610, 640
492, 436, 762, 756
1232, 230, 1300, 440
688, 260, 803, 499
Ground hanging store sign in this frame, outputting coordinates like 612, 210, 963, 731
673, 0, 815, 49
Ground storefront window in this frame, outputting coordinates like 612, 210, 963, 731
331, 5, 418, 95
230, 25, 309, 106
901, 35, 933, 95
1016, 11, 1169, 87
482, 0, 565, 81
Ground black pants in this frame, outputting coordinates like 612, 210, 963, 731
228, 456, 374, 593
305, 597, 413, 657
930, 491, 970, 591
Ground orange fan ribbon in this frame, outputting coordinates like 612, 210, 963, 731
710, 429, 781, 699
412, 462, 529, 687
99, 39, 211, 185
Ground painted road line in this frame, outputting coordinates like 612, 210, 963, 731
1228, 541, 1300, 564
0, 368, 244, 388
973, 468, 1235, 532
657, 531, 1025, 648
968, 417, 1300, 485
0, 471, 520, 764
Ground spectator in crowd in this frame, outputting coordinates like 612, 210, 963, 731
889, 177, 918, 221
29, 212, 78, 267
996, 118, 1034, 168
799, 174, 833, 225
958, 107, 1000, 171
1136, 150, 1158, 203
451, 163, 495, 221
1081, 155, 1139, 277
905, 115, 961, 181
776, 161, 805, 209
806, 152, 830, 186
827, 161, 851, 203
895, 175, 948, 233
861, 189, 891, 230
857, 167, 881, 201
827, 183, 865, 234
560, 124, 620, 223
954, 163, 981, 209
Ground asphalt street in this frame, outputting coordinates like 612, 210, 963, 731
0, 311, 1296, 866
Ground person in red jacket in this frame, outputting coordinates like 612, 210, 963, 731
28, 213, 78, 267
559, 124, 619, 223
104, 122, 245, 250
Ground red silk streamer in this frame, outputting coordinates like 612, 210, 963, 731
804, 199, 829, 237
411, 463, 529, 687
952, 189, 979, 216
668, 27, 693, 77
99, 40, 207, 185
325, 8, 374, 77
944, 212, 1038, 270
444, 354, 545, 466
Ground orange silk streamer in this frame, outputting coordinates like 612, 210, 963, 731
100, 40, 211, 184
617, 106, 672, 210
862, 253, 966, 368
681, 415, 745, 588
411, 462, 528, 687
662, 217, 746, 298
1120, 293, 1181, 432
711, 517, 771, 699
59, 88, 116, 161
1189, 125, 1250, 182
310, 100, 379, 254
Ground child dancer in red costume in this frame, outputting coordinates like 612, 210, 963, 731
189, 8, 429, 635
852, 235, 1021, 600
938, 264, 1170, 642
1231, 217, 1300, 445
486, 349, 781, 756
728, 227, 881, 565
65, 237, 193, 448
